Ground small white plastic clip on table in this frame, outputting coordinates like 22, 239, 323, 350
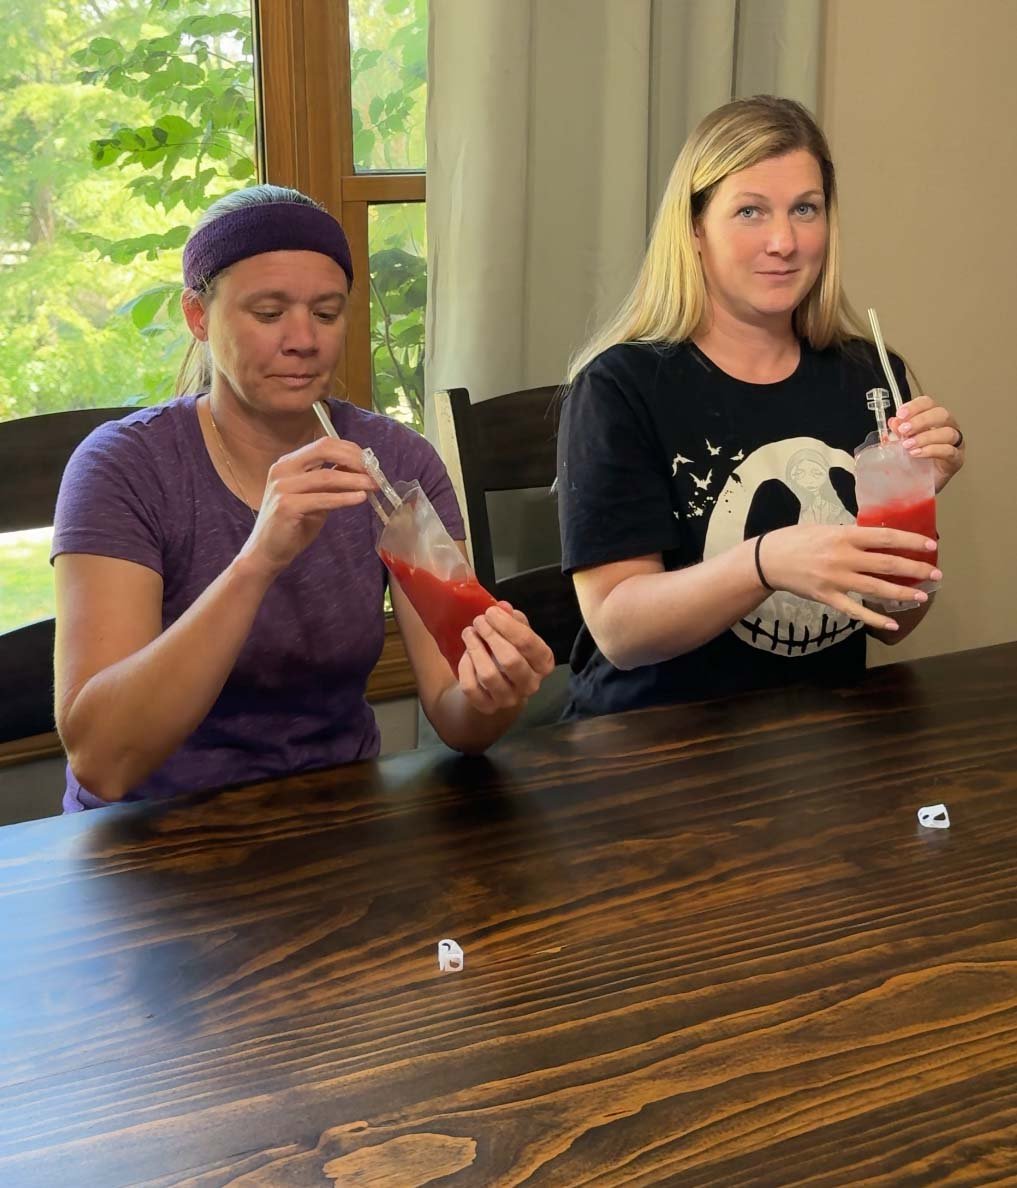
918, 803, 950, 829
437, 939, 463, 972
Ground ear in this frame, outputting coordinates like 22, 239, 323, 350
181, 289, 210, 342
692, 219, 703, 253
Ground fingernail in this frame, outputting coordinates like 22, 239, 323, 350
899, 422, 912, 436
915, 590, 929, 602
910, 447, 924, 456
884, 620, 899, 631
925, 540, 938, 550
930, 568, 943, 580
903, 438, 918, 450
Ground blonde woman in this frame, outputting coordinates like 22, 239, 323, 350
557, 96, 964, 718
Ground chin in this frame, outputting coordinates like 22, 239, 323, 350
756, 293, 807, 319
270, 384, 329, 408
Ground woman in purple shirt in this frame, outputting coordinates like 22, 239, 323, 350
52, 185, 554, 811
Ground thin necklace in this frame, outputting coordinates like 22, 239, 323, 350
207, 404, 321, 517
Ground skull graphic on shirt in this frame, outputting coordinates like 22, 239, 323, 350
700, 436, 864, 656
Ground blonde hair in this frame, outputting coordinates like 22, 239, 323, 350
568, 95, 872, 382
174, 184, 322, 396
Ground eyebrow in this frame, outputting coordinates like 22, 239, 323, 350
244, 289, 347, 304
731, 189, 824, 203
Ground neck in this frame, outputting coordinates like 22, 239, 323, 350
694, 302, 799, 381
201, 382, 323, 513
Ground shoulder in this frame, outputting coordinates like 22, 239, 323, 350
564, 341, 693, 418
573, 340, 691, 389
53, 399, 196, 565
69, 396, 197, 473
329, 399, 430, 459
807, 337, 907, 388
328, 400, 453, 493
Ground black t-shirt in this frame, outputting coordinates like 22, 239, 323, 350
557, 338, 910, 718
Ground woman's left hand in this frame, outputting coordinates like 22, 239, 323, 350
458, 601, 555, 714
889, 395, 965, 493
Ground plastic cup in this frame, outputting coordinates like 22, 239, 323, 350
854, 431, 938, 611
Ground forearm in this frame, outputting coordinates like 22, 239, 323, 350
590, 538, 767, 669
60, 553, 275, 800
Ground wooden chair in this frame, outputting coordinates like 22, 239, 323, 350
434, 385, 581, 668
0, 407, 136, 751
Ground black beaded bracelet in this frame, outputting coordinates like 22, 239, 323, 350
754, 532, 774, 592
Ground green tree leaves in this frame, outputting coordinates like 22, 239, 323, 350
368, 204, 426, 430
350, 0, 428, 432
74, 7, 257, 249
1, 0, 429, 434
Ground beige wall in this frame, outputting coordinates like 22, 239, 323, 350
822, 0, 1017, 664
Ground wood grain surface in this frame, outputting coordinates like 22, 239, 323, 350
2, 644, 1016, 1187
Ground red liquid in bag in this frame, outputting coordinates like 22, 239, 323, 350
856, 496, 937, 586
381, 550, 498, 671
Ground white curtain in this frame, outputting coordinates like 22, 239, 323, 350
425, 0, 823, 414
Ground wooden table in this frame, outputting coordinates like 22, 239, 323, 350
2, 644, 1017, 1187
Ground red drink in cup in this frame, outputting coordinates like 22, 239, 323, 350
854, 429, 938, 610
855, 496, 937, 579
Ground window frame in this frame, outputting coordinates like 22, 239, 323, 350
257, 0, 426, 702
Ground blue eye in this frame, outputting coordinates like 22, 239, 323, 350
737, 206, 759, 219
795, 202, 819, 217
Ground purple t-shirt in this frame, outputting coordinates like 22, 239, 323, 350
52, 395, 464, 812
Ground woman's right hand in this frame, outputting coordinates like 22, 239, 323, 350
239, 437, 378, 579
759, 524, 942, 631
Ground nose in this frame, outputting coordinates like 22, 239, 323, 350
281, 307, 318, 355
765, 215, 796, 258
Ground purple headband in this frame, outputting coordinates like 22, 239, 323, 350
182, 201, 354, 291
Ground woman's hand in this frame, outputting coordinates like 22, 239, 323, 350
239, 437, 377, 578
760, 524, 942, 632
457, 602, 555, 714
889, 395, 965, 493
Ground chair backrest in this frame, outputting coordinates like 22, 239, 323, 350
0, 407, 137, 746
437, 385, 581, 667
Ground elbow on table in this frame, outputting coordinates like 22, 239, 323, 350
58, 698, 138, 802
61, 735, 133, 804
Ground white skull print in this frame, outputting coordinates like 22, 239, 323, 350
702, 437, 863, 656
